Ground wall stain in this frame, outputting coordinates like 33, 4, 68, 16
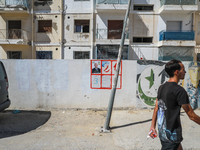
82, 34, 89, 39
66, 25, 70, 31
52, 22, 58, 31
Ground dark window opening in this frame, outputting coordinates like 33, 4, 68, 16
97, 45, 128, 60
8, 20, 21, 39
134, 5, 154, 11
38, 20, 52, 33
7, 51, 22, 59
197, 53, 200, 61
36, 51, 52, 59
133, 37, 153, 43
108, 20, 123, 39
74, 51, 90, 59
74, 20, 90, 33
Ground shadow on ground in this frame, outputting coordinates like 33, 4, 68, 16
110, 119, 152, 130
0, 110, 51, 139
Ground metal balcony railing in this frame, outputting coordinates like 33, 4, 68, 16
159, 30, 195, 41
96, 29, 129, 40
0, 0, 29, 9
160, 0, 196, 6
97, 0, 128, 4
0, 29, 29, 41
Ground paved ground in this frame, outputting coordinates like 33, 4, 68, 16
0, 109, 200, 150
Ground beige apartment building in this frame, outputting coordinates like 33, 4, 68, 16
0, 0, 200, 61
0, 0, 62, 59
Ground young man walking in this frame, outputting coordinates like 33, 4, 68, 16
149, 59, 200, 150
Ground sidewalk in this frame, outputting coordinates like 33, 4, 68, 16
0, 109, 200, 150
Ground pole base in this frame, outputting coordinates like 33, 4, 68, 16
99, 127, 111, 133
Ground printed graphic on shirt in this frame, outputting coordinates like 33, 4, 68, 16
157, 99, 180, 143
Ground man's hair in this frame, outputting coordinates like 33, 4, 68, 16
165, 59, 182, 77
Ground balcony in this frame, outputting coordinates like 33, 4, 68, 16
96, 29, 129, 45
96, 0, 128, 11
158, 30, 195, 46
0, 29, 30, 45
159, 0, 197, 14
0, 0, 29, 13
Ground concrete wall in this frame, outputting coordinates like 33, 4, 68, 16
2, 59, 199, 110
3, 60, 136, 110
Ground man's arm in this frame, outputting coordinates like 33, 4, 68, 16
182, 104, 200, 125
149, 98, 158, 137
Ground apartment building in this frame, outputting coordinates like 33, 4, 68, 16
0, 0, 199, 61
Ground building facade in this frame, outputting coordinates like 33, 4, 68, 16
0, 0, 199, 61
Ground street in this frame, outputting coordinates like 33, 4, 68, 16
0, 109, 200, 150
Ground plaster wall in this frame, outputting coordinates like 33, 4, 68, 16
2, 60, 197, 110
66, 0, 92, 13
2, 59, 136, 110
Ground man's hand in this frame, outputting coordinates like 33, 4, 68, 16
148, 128, 157, 139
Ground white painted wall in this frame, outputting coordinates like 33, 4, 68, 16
65, 0, 93, 13
2, 60, 137, 110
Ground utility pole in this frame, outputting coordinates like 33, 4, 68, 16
101, 0, 132, 132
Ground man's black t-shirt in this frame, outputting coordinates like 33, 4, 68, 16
157, 82, 189, 143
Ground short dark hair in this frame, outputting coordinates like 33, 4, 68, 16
165, 59, 182, 77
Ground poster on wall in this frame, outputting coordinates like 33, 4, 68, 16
90, 60, 122, 89
136, 60, 169, 107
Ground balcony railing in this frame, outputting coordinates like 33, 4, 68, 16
96, 29, 129, 40
0, 0, 29, 9
159, 30, 194, 41
97, 0, 128, 4
160, 0, 196, 6
0, 29, 29, 42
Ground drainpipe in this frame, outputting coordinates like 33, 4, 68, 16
31, 0, 34, 59
61, 0, 64, 59
91, 0, 95, 59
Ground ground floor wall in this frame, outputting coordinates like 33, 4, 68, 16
1, 59, 199, 110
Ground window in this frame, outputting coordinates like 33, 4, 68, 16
36, 51, 52, 59
108, 20, 123, 39
74, 20, 90, 33
7, 51, 22, 59
38, 20, 52, 33
8, 20, 21, 39
133, 37, 153, 43
134, 5, 154, 11
74, 51, 90, 59
97, 45, 128, 60
166, 21, 182, 31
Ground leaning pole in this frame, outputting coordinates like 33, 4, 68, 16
102, 0, 132, 132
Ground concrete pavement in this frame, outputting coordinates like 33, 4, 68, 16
0, 109, 200, 150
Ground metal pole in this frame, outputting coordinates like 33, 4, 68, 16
102, 0, 132, 132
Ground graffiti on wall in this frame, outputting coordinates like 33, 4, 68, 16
186, 61, 200, 109
137, 60, 200, 109
136, 60, 168, 107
